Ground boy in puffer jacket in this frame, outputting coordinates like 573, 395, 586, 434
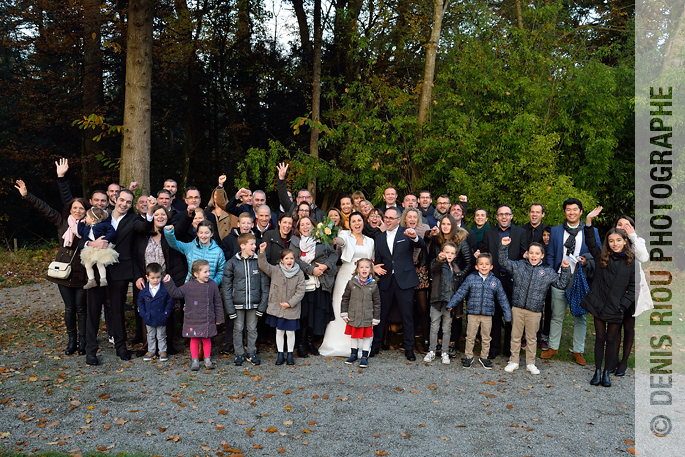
222, 233, 270, 366
446, 253, 511, 370
499, 238, 571, 375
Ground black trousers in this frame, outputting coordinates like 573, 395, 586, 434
373, 275, 416, 352
58, 285, 87, 338
107, 278, 129, 354
488, 271, 513, 359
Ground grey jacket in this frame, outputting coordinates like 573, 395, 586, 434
498, 245, 571, 313
290, 236, 339, 293
221, 253, 270, 317
340, 278, 381, 327
258, 252, 306, 320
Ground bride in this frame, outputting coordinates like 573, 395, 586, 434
318, 212, 375, 356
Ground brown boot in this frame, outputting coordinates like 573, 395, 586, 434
573, 352, 586, 366
540, 348, 558, 359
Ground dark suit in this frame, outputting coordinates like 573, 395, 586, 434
522, 222, 549, 247
372, 227, 425, 353
481, 224, 526, 359
83, 210, 152, 358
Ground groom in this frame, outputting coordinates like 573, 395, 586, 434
372, 207, 425, 360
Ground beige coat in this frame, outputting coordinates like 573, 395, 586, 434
258, 252, 306, 320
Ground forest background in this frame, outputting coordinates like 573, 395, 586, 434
0, 0, 644, 246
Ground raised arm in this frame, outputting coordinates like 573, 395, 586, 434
583, 226, 602, 260
16, 181, 64, 228
276, 163, 295, 214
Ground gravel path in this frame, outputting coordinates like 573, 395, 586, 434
0, 282, 635, 456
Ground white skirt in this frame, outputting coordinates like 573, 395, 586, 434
80, 245, 119, 267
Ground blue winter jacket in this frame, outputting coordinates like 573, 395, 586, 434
137, 283, 175, 327
164, 226, 226, 286
499, 244, 571, 313
446, 272, 512, 321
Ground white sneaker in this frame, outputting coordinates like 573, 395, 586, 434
441, 353, 450, 364
504, 362, 519, 373
108, 335, 115, 345
526, 364, 540, 375
423, 351, 435, 362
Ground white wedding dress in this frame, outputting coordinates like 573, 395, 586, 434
318, 233, 374, 356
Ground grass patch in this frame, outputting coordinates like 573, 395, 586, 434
0, 243, 58, 288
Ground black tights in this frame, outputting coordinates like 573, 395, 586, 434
612, 315, 635, 372
593, 317, 620, 370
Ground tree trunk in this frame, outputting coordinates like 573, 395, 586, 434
515, 0, 523, 29
81, 0, 103, 197
415, 0, 448, 187
309, 0, 322, 200
120, 0, 154, 195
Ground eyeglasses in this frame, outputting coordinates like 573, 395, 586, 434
383, 216, 398, 221
497, 213, 512, 217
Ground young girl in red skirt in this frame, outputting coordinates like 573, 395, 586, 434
340, 258, 381, 368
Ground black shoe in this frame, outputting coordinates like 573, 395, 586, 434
448, 343, 457, 358
369, 347, 379, 358
276, 352, 285, 365
135, 349, 148, 358
246, 353, 261, 366
65, 336, 77, 355
436, 342, 442, 355
359, 351, 369, 368
305, 335, 319, 355
614, 360, 627, 377
286, 352, 295, 365
117, 350, 131, 361
166, 345, 179, 355
345, 349, 359, 365
422, 340, 430, 353
479, 357, 493, 370
405, 350, 416, 361
601, 370, 611, 387
86, 355, 99, 366
461, 357, 473, 368
234, 355, 244, 366
220, 344, 234, 355
296, 344, 308, 358
381, 342, 390, 350
590, 368, 601, 386
78, 337, 86, 355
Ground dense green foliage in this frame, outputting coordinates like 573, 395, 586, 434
2, 0, 634, 241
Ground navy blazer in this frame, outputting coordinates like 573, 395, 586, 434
374, 227, 426, 291
547, 224, 601, 272
137, 284, 175, 327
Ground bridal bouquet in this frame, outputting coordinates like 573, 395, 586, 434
312, 216, 340, 246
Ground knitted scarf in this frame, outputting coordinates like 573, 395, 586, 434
62, 215, 82, 247
470, 221, 490, 249
563, 221, 585, 256
279, 262, 301, 278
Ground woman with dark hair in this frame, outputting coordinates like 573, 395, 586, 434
363, 208, 385, 238
583, 207, 636, 387
262, 213, 294, 265
327, 208, 343, 228
339, 195, 354, 229
15, 179, 90, 356
133, 204, 188, 356
425, 214, 472, 356
290, 216, 338, 356
610, 214, 651, 376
